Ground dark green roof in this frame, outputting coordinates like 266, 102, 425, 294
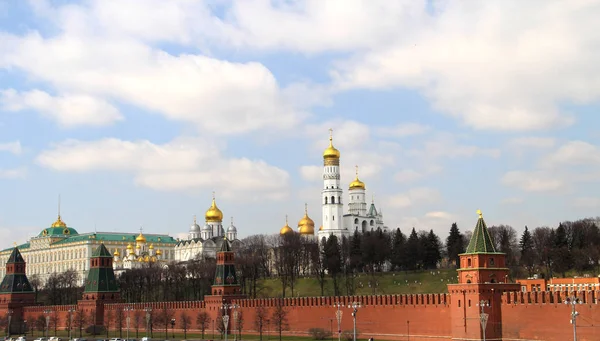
213, 263, 239, 286
7, 247, 24, 263
464, 215, 497, 254
220, 238, 231, 252
368, 203, 378, 217
51, 232, 177, 245
38, 227, 79, 237
0, 274, 34, 293
92, 244, 113, 258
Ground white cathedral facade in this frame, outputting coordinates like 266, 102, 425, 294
317, 130, 388, 242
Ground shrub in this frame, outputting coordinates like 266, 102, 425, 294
309, 327, 332, 340
85, 325, 106, 335
342, 329, 359, 341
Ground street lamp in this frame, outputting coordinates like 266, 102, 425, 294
124, 306, 133, 341
43, 310, 52, 338
333, 302, 343, 341
476, 300, 490, 341
348, 302, 361, 341
7, 309, 13, 338
23, 319, 27, 337
170, 319, 176, 339
144, 307, 152, 338
68, 308, 76, 340
564, 296, 582, 341
221, 302, 239, 341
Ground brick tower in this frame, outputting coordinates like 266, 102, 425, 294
448, 210, 520, 341
77, 243, 120, 329
0, 247, 35, 335
204, 237, 245, 333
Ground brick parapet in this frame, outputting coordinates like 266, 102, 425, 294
233, 293, 449, 308
502, 290, 600, 305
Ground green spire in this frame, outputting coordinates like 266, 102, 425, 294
465, 210, 497, 253
0, 247, 34, 294
84, 244, 119, 293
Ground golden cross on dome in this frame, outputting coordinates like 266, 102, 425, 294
285, 214, 288, 224
477, 209, 483, 218
212, 191, 215, 200
355, 165, 359, 177
305, 203, 308, 214
329, 128, 333, 141
13, 242, 17, 247
139, 226, 143, 234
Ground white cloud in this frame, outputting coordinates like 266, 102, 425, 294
376, 123, 430, 138
387, 187, 441, 209
0, 167, 26, 179
36, 138, 290, 200
501, 197, 524, 205
406, 133, 500, 159
502, 171, 564, 192
394, 165, 442, 184
0, 141, 22, 155
540, 141, 600, 168
509, 137, 556, 149
299, 165, 321, 182
0, 89, 122, 127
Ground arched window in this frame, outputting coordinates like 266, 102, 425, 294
468, 259, 472, 267
333, 216, 334, 221
338, 196, 341, 203
370, 220, 374, 226
354, 218, 359, 224
331, 196, 335, 204
325, 197, 328, 204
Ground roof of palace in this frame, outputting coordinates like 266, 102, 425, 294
0, 232, 177, 253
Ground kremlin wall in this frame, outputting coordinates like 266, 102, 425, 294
3, 213, 600, 340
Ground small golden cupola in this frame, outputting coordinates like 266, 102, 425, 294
156, 249, 163, 256
136, 232, 146, 243
280, 215, 294, 235
349, 165, 366, 190
323, 128, 341, 166
51, 215, 67, 228
298, 204, 315, 235
114, 249, 120, 257
205, 192, 224, 222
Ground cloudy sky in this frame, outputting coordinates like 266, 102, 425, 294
1, 0, 599, 249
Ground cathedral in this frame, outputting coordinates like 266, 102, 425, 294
174, 194, 241, 262
280, 130, 388, 241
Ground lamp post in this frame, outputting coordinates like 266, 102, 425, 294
23, 320, 27, 338
476, 300, 490, 341
407, 320, 409, 341
564, 296, 582, 341
170, 319, 175, 339
43, 310, 52, 338
68, 308, 76, 341
333, 302, 343, 341
221, 302, 239, 341
348, 302, 361, 341
144, 307, 152, 338
124, 306, 133, 341
7, 309, 13, 338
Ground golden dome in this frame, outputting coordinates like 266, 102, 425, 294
149, 244, 154, 249
156, 249, 163, 256
51, 215, 67, 228
136, 232, 146, 243
151, 256, 157, 262
144, 255, 150, 262
114, 249, 120, 257
129, 249, 135, 255
323, 129, 340, 165
280, 215, 294, 235
136, 244, 141, 249
298, 204, 315, 235
319, 225, 323, 231
126, 243, 133, 250
349, 165, 366, 190
205, 192, 224, 222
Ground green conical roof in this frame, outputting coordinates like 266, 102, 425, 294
465, 211, 497, 254
0, 248, 34, 294
219, 237, 231, 252
92, 243, 113, 258
7, 247, 25, 263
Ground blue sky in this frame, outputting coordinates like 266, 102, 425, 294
1, 0, 600, 248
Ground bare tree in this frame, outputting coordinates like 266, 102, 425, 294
274, 233, 303, 297
155, 305, 174, 340
50, 311, 59, 336
34, 315, 45, 334
196, 312, 211, 338
180, 312, 191, 339
74, 308, 86, 338
105, 309, 114, 338
235, 311, 244, 341
271, 302, 289, 341
114, 308, 125, 338
254, 306, 267, 341
308, 240, 327, 296
133, 311, 142, 338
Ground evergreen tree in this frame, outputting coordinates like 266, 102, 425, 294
446, 223, 464, 268
374, 228, 391, 271
405, 228, 420, 271
424, 230, 442, 269
519, 226, 535, 276
390, 228, 406, 271
552, 223, 571, 277
349, 230, 362, 271
324, 235, 342, 295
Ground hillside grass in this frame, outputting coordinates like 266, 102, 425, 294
255, 269, 458, 298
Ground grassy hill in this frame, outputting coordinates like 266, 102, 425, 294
255, 269, 458, 298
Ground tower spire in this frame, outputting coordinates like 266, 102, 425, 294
329, 128, 333, 142
58, 194, 61, 218
194, 214, 197, 224
285, 214, 288, 224
305, 203, 308, 215
355, 165, 359, 177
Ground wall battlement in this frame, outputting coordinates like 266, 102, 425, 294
502, 290, 599, 305
233, 293, 449, 308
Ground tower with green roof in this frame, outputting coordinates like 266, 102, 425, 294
447, 210, 520, 341
77, 243, 120, 328
0, 247, 35, 335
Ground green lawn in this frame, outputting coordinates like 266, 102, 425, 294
255, 269, 458, 298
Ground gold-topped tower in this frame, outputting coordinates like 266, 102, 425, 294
323, 128, 340, 166
349, 165, 366, 190
280, 215, 294, 235
205, 191, 224, 222
298, 204, 315, 235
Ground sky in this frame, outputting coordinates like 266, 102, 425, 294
1, 0, 600, 249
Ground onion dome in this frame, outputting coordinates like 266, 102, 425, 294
205, 192, 224, 222
190, 215, 200, 231
136, 232, 146, 243
298, 204, 315, 235
319, 225, 323, 231
114, 249, 120, 257
51, 215, 67, 228
126, 243, 133, 250
323, 129, 340, 166
149, 244, 154, 250
136, 244, 141, 249
156, 249, 163, 256
280, 215, 294, 235
228, 217, 237, 232
349, 165, 366, 190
